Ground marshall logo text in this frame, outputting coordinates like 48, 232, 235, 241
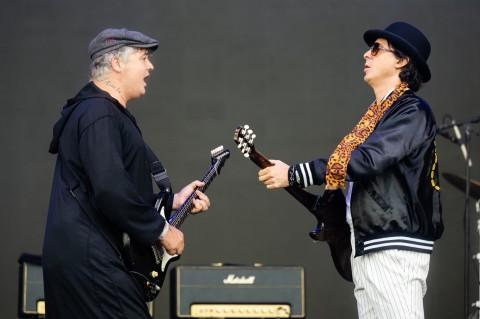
223, 274, 255, 285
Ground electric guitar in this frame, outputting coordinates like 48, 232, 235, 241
123, 146, 230, 301
233, 125, 352, 282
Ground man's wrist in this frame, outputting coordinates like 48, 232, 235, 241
159, 222, 170, 240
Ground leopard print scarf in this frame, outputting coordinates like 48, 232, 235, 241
325, 83, 409, 189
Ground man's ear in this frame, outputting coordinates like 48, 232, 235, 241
396, 56, 409, 69
111, 56, 123, 73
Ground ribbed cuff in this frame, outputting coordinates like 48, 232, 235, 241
291, 162, 314, 188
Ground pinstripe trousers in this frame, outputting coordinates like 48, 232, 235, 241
351, 249, 430, 319
346, 184, 430, 319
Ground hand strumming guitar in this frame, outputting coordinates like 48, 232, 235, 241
159, 225, 184, 255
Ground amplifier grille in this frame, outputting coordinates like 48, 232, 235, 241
191, 304, 291, 318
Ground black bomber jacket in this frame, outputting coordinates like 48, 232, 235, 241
292, 90, 444, 256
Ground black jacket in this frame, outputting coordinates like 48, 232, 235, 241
44, 81, 171, 259
43, 82, 172, 318
293, 91, 443, 256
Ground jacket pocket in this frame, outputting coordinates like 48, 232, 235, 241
364, 184, 392, 213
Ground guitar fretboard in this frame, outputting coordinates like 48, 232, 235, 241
169, 164, 219, 227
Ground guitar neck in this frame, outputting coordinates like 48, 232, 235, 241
169, 164, 217, 228
250, 150, 318, 213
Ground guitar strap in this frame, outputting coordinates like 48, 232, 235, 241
145, 145, 174, 221
151, 161, 170, 191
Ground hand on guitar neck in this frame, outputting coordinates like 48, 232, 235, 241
233, 125, 317, 213
173, 180, 211, 213
258, 159, 290, 189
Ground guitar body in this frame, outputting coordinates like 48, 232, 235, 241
122, 146, 230, 301
123, 236, 179, 301
234, 125, 352, 282
311, 189, 352, 282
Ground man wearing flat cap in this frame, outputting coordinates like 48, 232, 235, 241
42, 28, 211, 318
258, 22, 444, 318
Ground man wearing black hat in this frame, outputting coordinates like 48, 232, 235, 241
258, 22, 443, 318
42, 28, 211, 319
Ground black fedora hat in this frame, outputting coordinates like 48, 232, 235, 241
364, 22, 431, 82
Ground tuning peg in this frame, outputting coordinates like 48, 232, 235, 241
244, 124, 250, 130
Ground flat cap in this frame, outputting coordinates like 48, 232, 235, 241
88, 28, 159, 60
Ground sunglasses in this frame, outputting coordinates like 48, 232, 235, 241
369, 42, 396, 57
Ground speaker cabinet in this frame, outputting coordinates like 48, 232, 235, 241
18, 254, 45, 318
171, 265, 305, 318
17, 253, 154, 318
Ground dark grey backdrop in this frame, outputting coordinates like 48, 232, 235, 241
1, 0, 479, 318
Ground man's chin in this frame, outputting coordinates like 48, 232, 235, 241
138, 86, 147, 96
363, 74, 373, 85
129, 90, 146, 102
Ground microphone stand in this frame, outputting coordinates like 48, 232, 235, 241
438, 116, 480, 131
475, 200, 480, 319
465, 126, 472, 319
473, 198, 480, 319
438, 116, 479, 319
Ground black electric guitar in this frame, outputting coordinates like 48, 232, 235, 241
123, 146, 230, 301
234, 125, 352, 282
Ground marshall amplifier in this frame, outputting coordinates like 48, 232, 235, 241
171, 265, 305, 318
17, 254, 154, 318
18, 254, 45, 318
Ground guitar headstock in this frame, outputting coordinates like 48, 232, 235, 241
210, 145, 230, 173
233, 124, 256, 158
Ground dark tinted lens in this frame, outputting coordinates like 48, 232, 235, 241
370, 43, 380, 56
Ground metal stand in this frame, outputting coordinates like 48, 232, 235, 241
465, 126, 472, 319
473, 200, 480, 319
438, 116, 480, 319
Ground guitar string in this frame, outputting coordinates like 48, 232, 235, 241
170, 160, 222, 227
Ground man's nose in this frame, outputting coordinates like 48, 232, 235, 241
363, 49, 372, 60
147, 59, 154, 70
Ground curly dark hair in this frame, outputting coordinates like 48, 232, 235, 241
389, 43, 423, 92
